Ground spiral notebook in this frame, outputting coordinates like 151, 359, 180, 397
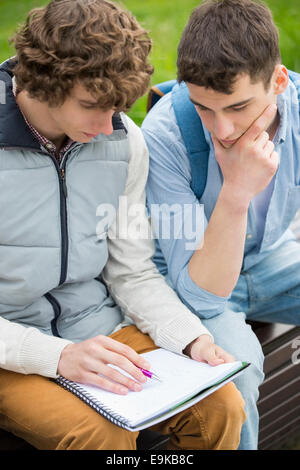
55, 348, 249, 432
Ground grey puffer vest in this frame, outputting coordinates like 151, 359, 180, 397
0, 59, 129, 342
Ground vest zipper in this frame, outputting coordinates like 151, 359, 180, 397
44, 143, 81, 333
47, 155, 69, 286
59, 161, 69, 286
61, 168, 68, 199
45, 293, 62, 337
58, 160, 69, 286
45, 148, 78, 335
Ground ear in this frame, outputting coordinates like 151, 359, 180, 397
272, 64, 289, 95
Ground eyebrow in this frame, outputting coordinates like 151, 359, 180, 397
189, 97, 254, 111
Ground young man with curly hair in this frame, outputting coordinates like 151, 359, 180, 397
0, 0, 245, 451
142, 0, 300, 450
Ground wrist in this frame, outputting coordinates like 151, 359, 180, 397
220, 182, 251, 214
57, 343, 74, 375
183, 334, 213, 357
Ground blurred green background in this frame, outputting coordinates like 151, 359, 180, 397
0, 0, 299, 126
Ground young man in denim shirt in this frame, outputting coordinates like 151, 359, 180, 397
142, 0, 300, 450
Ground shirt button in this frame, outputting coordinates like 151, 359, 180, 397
45, 143, 54, 151
246, 234, 253, 240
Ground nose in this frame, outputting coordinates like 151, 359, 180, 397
93, 111, 114, 136
100, 116, 114, 136
213, 113, 235, 141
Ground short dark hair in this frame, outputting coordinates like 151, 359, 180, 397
11, 0, 153, 111
177, 0, 281, 93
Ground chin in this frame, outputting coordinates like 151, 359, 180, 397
219, 141, 235, 149
77, 136, 90, 143
70, 132, 90, 143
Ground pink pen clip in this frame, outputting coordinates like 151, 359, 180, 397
139, 367, 162, 382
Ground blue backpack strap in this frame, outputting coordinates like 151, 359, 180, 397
146, 80, 177, 112
147, 79, 209, 201
171, 82, 209, 201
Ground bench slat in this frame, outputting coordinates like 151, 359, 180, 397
259, 361, 300, 396
258, 376, 300, 414
259, 417, 300, 449
259, 393, 300, 428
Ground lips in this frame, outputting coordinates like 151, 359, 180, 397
220, 138, 238, 145
83, 132, 98, 138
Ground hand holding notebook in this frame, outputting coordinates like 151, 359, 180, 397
55, 348, 249, 431
58, 332, 235, 395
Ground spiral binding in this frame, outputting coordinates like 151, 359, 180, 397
55, 376, 131, 430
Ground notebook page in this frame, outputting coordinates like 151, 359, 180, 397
73, 348, 243, 427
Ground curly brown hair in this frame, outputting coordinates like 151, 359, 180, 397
177, 0, 281, 94
11, 0, 154, 111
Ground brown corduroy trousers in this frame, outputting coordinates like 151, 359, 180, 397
0, 326, 246, 450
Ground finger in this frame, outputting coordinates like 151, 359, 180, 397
80, 371, 129, 395
199, 346, 225, 366
96, 335, 151, 369
99, 349, 147, 384
268, 151, 279, 173
255, 131, 270, 149
215, 346, 235, 363
99, 364, 144, 392
80, 355, 145, 391
207, 351, 225, 366
264, 140, 275, 158
242, 104, 277, 143
271, 150, 279, 165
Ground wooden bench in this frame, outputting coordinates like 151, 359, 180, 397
255, 322, 300, 449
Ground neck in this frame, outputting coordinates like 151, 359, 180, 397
16, 90, 66, 148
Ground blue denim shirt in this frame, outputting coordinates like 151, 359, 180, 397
142, 75, 300, 318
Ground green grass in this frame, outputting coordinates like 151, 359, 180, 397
0, 0, 299, 125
